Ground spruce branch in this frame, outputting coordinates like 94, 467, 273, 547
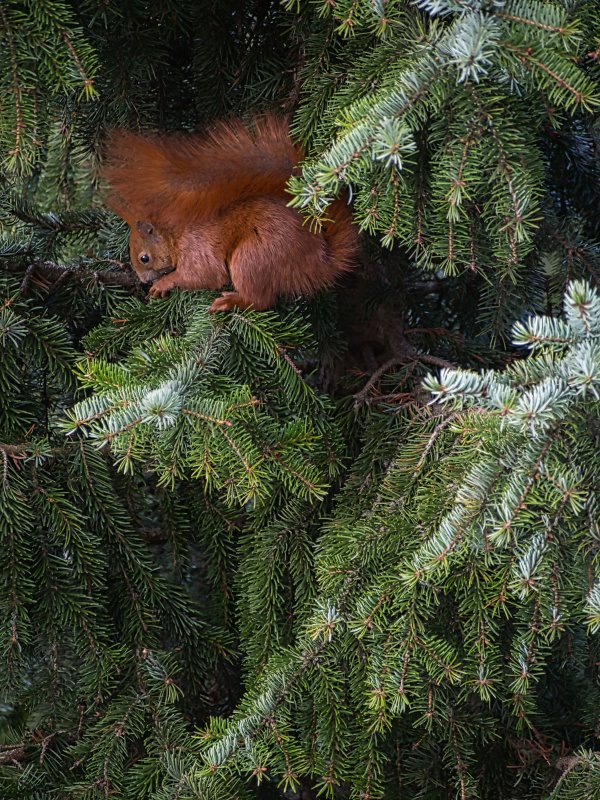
0, 258, 140, 294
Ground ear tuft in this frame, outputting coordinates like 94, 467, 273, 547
136, 220, 154, 236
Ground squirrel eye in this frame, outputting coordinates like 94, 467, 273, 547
139, 254, 150, 264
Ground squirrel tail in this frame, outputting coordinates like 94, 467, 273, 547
322, 194, 361, 279
102, 115, 302, 227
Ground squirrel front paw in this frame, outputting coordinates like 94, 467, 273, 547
147, 271, 178, 299
148, 283, 172, 299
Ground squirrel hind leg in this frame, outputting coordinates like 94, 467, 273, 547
208, 291, 271, 313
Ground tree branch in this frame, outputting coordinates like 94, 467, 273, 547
0, 443, 28, 457
354, 351, 455, 407
0, 259, 140, 295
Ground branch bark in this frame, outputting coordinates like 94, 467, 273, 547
1, 259, 140, 295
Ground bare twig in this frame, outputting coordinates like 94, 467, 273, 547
353, 351, 455, 407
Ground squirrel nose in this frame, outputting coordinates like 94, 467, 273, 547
138, 269, 159, 284
137, 266, 175, 284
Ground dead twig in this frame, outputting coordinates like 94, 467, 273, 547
354, 351, 455, 407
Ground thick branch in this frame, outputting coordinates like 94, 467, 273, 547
0, 259, 140, 294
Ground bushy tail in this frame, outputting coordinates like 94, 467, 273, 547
322, 194, 361, 280
102, 115, 301, 228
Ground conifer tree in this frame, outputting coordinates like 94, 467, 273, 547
1, 1, 599, 798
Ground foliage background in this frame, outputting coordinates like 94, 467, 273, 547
0, 1, 599, 798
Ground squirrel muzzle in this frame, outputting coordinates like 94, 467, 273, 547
130, 220, 176, 283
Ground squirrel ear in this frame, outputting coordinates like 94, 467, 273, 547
136, 220, 154, 236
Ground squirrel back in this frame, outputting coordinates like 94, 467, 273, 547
102, 115, 301, 230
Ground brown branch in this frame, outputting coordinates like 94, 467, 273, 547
354, 351, 455, 407
497, 12, 569, 35
507, 44, 586, 105
277, 345, 304, 379
0, 743, 25, 766
354, 358, 407, 406
19, 263, 36, 296
2, 260, 141, 294
182, 408, 233, 427
60, 31, 94, 93
418, 353, 457, 370
0, 443, 28, 456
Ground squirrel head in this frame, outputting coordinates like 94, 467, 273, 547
130, 220, 175, 283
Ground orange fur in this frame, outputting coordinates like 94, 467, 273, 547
101, 115, 360, 312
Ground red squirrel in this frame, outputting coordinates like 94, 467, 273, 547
102, 116, 360, 312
